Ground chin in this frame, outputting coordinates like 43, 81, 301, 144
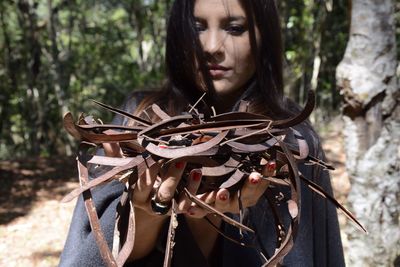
212, 81, 235, 96
214, 84, 242, 97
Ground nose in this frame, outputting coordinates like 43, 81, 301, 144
201, 30, 224, 58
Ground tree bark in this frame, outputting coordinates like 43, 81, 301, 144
336, 0, 399, 266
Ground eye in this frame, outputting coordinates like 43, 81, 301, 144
225, 24, 246, 36
194, 22, 206, 33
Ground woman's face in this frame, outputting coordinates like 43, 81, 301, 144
194, 0, 259, 98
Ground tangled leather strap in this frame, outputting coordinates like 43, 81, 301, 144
62, 91, 366, 267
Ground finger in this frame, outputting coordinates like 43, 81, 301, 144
133, 163, 160, 205
262, 159, 277, 177
185, 190, 217, 218
178, 169, 202, 211
214, 188, 230, 213
199, 190, 217, 205
103, 142, 122, 157
186, 204, 208, 218
239, 172, 269, 209
157, 161, 186, 203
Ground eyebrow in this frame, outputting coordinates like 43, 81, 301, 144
227, 16, 246, 22
194, 15, 247, 23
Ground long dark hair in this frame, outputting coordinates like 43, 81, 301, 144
137, 0, 292, 119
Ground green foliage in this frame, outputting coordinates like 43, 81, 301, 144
280, 0, 350, 114
0, 0, 168, 158
0, 0, 350, 158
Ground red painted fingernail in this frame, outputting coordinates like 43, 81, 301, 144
219, 194, 228, 201
192, 171, 202, 181
267, 160, 277, 172
175, 162, 185, 169
158, 144, 168, 149
250, 177, 260, 184
188, 207, 196, 216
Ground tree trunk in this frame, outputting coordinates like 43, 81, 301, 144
336, 0, 399, 266
46, 0, 74, 155
16, 0, 43, 155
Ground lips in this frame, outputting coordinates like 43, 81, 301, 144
208, 64, 230, 78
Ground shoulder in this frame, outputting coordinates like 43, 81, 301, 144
121, 90, 157, 114
111, 90, 157, 126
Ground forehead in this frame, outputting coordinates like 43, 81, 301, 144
194, 0, 246, 19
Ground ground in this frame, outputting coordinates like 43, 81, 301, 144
0, 117, 351, 267
0, 157, 78, 267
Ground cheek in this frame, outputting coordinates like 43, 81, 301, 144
230, 40, 255, 76
233, 53, 255, 86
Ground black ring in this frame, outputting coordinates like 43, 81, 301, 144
150, 194, 171, 215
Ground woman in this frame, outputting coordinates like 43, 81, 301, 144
60, 0, 345, 266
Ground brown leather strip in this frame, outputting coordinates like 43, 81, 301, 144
304, 155, 335, 170
63, 112, 83, 140
201, 157, 240, 176
163, 199, 178, 267
120, 141, 146, 154
163, 156, 219, 170
220, 123, 272, 146
138, 131, 228, 159
137, 114, 194, 137
112, 188, 130, 258
211, 111, 269, 121
203, 216, 256, 248
261, 141, 302, 265
77, 124, 144, 132
86, 155, 138, 167
151, 104, 171, 120
227, 137, 280, 153
261, 226, 294, 267
262, 177, 290, 187
278, 140, 301, 223
77, 128, 138, 143
238, 100, 250, 112
271, 90, 315, 129
264, 189, 286, 249
299, 173, 367, 233
92, 100, 153, 127
274, 145, 334, 171
116, 191, 136, 266
78, 144, 118, 267
219, 169, 246, 189
237, 189, 245, 237
292, 129, 309, 160
61, 156, 144, 203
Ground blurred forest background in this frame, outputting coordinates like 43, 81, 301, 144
0, 0, 359, 158
0, 0, 399, 266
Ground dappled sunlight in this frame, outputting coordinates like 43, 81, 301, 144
0, 156, 77, 224
0, 198, 77, 267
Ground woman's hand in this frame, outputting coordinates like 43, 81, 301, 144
103, 142, 123, 157
185, 167, 273, 218
132, 161, 203, 216
103, 142, 203, 216
126, 162, 205, 260
182, 167, 272, 259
